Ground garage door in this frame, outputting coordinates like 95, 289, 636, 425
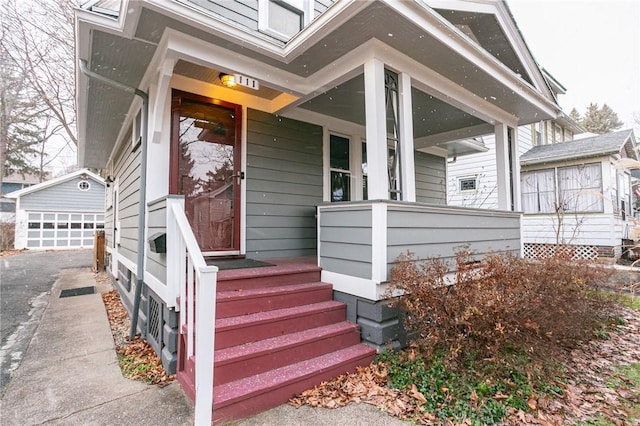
26, 212, 105, 249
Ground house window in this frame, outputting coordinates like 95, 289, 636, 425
459, 177, 478, 192
554, 124, 563, 143
557, 164, 602, 212
521, 169, 556, 213
258, 0, 310, 41
521, 163, 603, 214
78, 180, 91, 191
330, 134, 351, 202
362, 141, 368, 200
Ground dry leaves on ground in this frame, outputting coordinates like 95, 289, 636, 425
101, 287, 175, 387
291, 305, 640, 425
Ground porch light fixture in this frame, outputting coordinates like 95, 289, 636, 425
219, 73, 237, 88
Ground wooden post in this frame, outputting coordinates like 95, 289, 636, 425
93, 230, 105, 271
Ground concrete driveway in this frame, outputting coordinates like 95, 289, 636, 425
0, 249, 93, 395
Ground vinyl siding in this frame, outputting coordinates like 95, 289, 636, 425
179, 0, 334, 33
415, 151, 446, 204
386, 205, 521, 272
20, 177, 104, 212
318, 206, 373, 279
522, 213, 621, 247
110, 136, 142, 266
147, 197, 167, 282
448, 124, 534, 209
246, 109, 323, 258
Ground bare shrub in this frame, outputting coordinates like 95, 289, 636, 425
389, 248, 612, 367
0, 221, 15, 251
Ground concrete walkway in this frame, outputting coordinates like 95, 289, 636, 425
0, 266, 408, 425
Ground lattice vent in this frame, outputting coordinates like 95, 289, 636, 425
523, 243, 598, 261
147, 294, 162, 348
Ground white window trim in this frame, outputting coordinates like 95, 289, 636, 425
258, 0, 312, 42
77, 180, 91, 191
458, 176, 478, 192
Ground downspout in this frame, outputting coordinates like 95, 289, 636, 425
78, 60, 149, 341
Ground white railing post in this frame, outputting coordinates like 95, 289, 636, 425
194, 266, 218, 426
167, 201, 218, 426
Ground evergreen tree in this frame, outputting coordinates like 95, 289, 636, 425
577, 102, 624, 134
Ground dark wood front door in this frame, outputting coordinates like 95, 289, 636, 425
170, 91, 242, 253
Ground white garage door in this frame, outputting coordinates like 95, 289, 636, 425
26, 212, 105, 249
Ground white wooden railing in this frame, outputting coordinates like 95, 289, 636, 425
167, 197, 218, 426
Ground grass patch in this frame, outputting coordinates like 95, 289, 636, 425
376, 349, 565, 425
615, 293, 640, 310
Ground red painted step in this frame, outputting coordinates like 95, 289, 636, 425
214, 322, 362, 385
216, 282, 333, 318
216, 264, 322, 291
215, 300, 346, 349
212, 344, 377, 424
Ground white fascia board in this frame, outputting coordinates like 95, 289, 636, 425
415, 123, 496, 149
5, 169, 104, 199
387, 1, 558, 120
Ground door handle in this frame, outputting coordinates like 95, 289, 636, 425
230, 171, 244, 184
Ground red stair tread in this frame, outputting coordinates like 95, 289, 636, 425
213, 344, 376, 408
216, 322, 359, 364
216, 300, 344, 330
217, 282, 331, 301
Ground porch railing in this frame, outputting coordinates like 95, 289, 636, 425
167, 197, 218, 426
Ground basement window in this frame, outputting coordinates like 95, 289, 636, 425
459, 177, 478, 192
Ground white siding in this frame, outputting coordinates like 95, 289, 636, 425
447, 124, 534, 210
522, 213, 620, 247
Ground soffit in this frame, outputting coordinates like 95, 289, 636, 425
173, 60, 282, 100
298, 74, 484, 139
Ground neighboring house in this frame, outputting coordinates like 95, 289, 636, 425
75, 0, 563, 422
0, 173, 44, 222
520, 129, 637, 259
448, 70, 584, 209
6, 169, 105, 250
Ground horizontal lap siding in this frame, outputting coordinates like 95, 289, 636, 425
115, 144, 142, 266
319, 207, 372, 279
181, 1, 334, 32
415, 151, 446, 204
147, 198, 167, 283
20, 178, 104, 212
522, 214, 618, 246
386, 208, 520, 270
246, 109, 322, 258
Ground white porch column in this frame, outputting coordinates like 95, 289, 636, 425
510, 126, 521, 211
495, 122, 511, 210
364, 58, 388, 200
398, 72, 416, 202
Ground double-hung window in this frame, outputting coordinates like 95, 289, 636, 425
521, 169, 556, 213
521, 163, 603, 214
557, 164, 603, 212
330, 134, 351, 202
258, 0, 311, 41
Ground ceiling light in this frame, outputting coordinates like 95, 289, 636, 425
219, 73, 237, 88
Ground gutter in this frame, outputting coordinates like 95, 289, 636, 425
78, 60, 149, 341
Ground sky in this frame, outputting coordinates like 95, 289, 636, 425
506, 0, 640, 131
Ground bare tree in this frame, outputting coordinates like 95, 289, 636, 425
1, 0, 79, 186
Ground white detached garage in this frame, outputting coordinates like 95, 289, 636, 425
6, 169, 105, 250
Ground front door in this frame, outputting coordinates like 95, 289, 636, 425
170, 91, 242, 254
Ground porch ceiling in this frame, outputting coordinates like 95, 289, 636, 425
77, 0, 556, 168
297, 74, 486, 140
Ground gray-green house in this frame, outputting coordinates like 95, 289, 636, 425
75, 0, 562, 422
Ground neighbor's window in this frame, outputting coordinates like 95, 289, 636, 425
259, 0, 309, 41
521, 169, 556, 214
78, 180, 91, 191
557, 163, 602, 213
459, 177, 478, 192
330, 134, 351, 202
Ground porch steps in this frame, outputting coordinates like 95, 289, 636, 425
216, 282, 333, 318
176, 261, 377, 424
